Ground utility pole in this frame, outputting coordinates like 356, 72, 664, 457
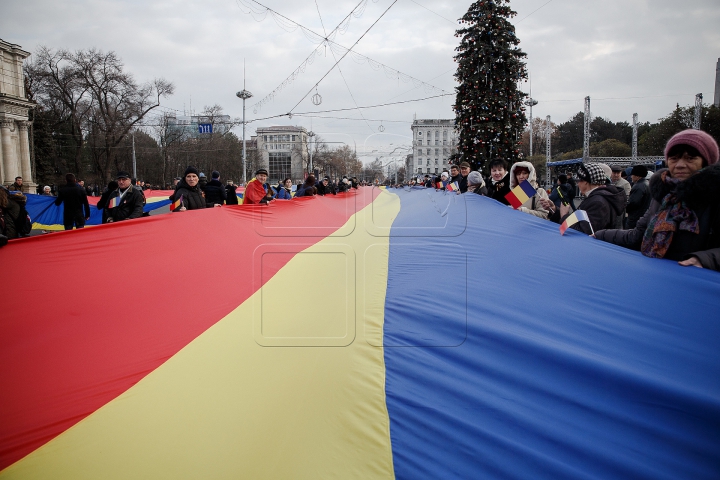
236, 60, 253, 184
693, 93, 703, 130
583, 96, 591, 161
632, 113, 638, 162
132, 132, 137, 179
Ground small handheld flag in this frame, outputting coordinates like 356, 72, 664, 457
446, 181, 460, 192
435, 181, 443, 189
560, 209, 592, 235
505, 180, 536, 209
170, 194, 183, 212
108, 196, 120, 209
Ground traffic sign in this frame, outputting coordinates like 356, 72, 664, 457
198, 124, 212, 134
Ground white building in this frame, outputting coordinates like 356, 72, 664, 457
411, 119, 458, 175
0, 39, 35, 190
254, 126, 308, 183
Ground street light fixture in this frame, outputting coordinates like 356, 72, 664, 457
236, 62, 253, 184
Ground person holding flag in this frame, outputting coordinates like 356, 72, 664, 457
170, 166, 221, 212
506, 162, 550, 219
540, 163, 626, 235
243, 169, 275, 205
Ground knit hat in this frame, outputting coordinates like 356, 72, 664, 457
598, 164, 612, 184
183, 166, 199, 177
576, 163, 607, 185
199, 172, 206, 178
255, 168, 269, 176
467, 171, 484, 186
630, 165, 648, 178
664, 129, 719, 166
211, 170, 220, 179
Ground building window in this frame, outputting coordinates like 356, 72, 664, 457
268, 152, 291, 183
418, 168, 422, 173
435, 131, 439, 138
418, 131, 423, 136
435, 159, 439, 165
435, 168, 439, 174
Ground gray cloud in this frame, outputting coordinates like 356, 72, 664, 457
3, 0, 719, 160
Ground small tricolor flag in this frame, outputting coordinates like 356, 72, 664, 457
446, 181, 460, 192
108, 196, 120, 209
170, 194, 183, 211
504, 180, 536, 209
435, 181, 443, 189
560, 209, 591, 235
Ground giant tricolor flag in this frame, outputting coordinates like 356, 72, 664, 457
504, 179, 536, 209
2, 187, 719, 479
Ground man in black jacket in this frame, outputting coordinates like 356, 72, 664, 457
105, 171, 145, 223
204, 171, 227, 205
626, 165, 651, 229
541, 163, 626, 235
55, 173, 91, 230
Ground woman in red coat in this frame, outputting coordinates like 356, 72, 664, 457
243, 169, 274, 205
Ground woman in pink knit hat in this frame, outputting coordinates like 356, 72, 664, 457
595, 129, 720, 271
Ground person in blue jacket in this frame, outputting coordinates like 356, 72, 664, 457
276, 178, 292, 199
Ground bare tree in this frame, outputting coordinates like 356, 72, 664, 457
77, 49, 173, 181
25, 46, 93, 174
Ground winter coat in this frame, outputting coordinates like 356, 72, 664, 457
295, 182, 314, 197
549, 185, 627, 235
487, 173, 512, 206
204, 179, 227, 205
595, 166, 720, 270
105, 185, 145, 221
55, 182, 91, 223
612, 177, 632, 228
1, 193, 22, 239
9, 182, 23, 192
450, 174, 468, 193
509, 161, 550, 219
316, 182, 335, 196
275, 187, 292, 200
225, 185, 239, 205
626, 177, 651, 228
172, 179, 212, 210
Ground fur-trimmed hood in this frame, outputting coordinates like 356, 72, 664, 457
650, 165, 720, 210
509, 161, 538, 189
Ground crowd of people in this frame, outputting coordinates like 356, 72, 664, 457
394, 129, 720, 271
1, 129, 718, 272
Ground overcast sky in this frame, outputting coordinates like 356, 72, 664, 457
3, 0, 719, 161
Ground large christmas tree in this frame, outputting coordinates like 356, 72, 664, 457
453, 0, 528, 172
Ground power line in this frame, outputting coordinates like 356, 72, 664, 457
289, 0, 400, 113
407, 0, 457, 26
515, 0, 555, 24
315, 0, 375, 134
240, 0, 448, 114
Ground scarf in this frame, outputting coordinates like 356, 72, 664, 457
640, 171, 699, 259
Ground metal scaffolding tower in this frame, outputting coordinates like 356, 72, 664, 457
632, 113, 638, 162
583, 96, 591, 161
545, 115, 552, 186
693, 93, 703, 130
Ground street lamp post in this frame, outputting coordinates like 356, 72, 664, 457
307, 131, 315, 174
236, 63, 252, 185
